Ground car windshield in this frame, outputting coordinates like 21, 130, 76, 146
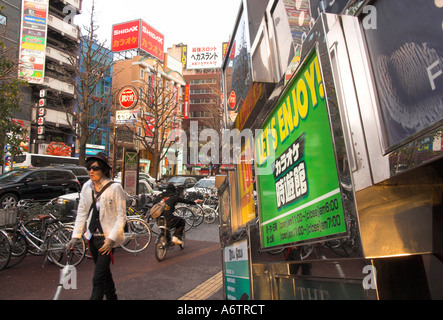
168, 177, 186, 183
0, 170, 28, 183
195, 179, 215, 188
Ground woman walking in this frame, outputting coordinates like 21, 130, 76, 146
68, 153, 127, 300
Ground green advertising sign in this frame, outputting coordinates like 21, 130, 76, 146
255, 50, 347, 248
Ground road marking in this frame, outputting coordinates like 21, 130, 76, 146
179, 271, 223, 300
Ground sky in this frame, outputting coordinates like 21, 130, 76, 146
74, 0, 242, 50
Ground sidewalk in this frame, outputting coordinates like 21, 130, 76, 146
179, 271, 223, 300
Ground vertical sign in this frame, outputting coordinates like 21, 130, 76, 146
224, 240, 251, 300
18, 0, 49, 84
183, 84, 190, 119
255, 51, 347, 248
123, 149, 139, 196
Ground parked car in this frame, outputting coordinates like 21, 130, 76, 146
157, 176, 198, 193
139, 173, 157, 188
0, 168, 81, 208
56, 178, 160, 219
185, 177, 216, 194
46, 164, 89, 186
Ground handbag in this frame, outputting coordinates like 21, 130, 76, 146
150, 197, 169, 219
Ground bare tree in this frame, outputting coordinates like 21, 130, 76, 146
57, 0, 114, 166
121, 64, 181, 178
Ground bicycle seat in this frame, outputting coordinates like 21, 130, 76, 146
38, 214, 51, 220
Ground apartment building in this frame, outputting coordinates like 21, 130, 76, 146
1, 0, 82, 155
112, 54, 186, 176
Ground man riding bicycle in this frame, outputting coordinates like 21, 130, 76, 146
154, 183, 202, 245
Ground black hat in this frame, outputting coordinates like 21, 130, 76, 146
86, 152, 111, 169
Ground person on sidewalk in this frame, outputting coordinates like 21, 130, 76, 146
155, 183, 202, 245
68, 152, 127, 300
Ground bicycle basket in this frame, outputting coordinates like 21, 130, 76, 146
0, 208, 17, 226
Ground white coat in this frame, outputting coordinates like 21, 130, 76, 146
72, 179, 127, 247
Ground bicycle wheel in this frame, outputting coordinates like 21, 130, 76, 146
174, 207, 195, 231
203, 207, 217, 224
191, 206, 204, 227
155, 234, 168, 261
120, 218, 152, 254
47, 226, 86, 268
23, 220, 45, 256
4, 228, 28, 268
0, 230, 11, 271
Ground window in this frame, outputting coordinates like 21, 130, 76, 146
140, 69, 145, 80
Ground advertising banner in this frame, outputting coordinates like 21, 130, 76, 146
223, 240, 250, 300
182, 44, 223, 69
140, 20, 164, 61
18, 0, 49, 84
255, 51, 347, 249
112, 19, 164, 61
111, 20, 140, 53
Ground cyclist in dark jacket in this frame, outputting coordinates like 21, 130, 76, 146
155, 183, 202, 245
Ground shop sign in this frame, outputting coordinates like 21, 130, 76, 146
18, 0, 49, 84
223, 240, 250, 300
119, 87, 138, 109
255, 50, 347, 248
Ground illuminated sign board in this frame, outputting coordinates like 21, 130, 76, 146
18, 0, 49, 84
255, 51, 347, 248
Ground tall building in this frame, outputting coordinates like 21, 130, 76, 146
79, 36, 113, 157
171, 43, 225, 175
2, 0, 82, 156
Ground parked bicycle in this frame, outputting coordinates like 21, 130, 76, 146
120, 216, 152, 254
0, 229, 11, 271
154, 216, 185, 261
5, 200, 86, 268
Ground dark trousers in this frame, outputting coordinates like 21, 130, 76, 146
167, 216, 185, 239
88, 236, 117, 300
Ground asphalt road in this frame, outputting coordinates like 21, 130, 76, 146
0, 221, 223, 300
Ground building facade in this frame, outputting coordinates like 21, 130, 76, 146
1, 0, 82, 156
112, 54, 186, 177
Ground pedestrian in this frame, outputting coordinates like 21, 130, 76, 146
68, 152, 127, 300
155, 183, 203, 245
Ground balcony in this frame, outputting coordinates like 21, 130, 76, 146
46, 45, 77, 66
44, 76, 75, 96
48, 14, 79, 41
61, 0, 82, 13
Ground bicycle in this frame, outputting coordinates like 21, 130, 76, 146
120, 216, 152, 254
0, 229, 11, 271
6, 200, 86, 268
154, 216, 185, 262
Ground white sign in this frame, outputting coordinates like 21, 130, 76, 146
185, 44, 223, 69
116, 110, 138, 124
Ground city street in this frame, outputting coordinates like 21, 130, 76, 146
0, 221, 223, 300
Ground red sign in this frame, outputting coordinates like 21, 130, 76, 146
140, 20, 164, 61
184, 84, 190, 119
228, 91, 236, 109
119, 87, 138, 109
112, 20, 140, 53
145, 116, 155, 137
